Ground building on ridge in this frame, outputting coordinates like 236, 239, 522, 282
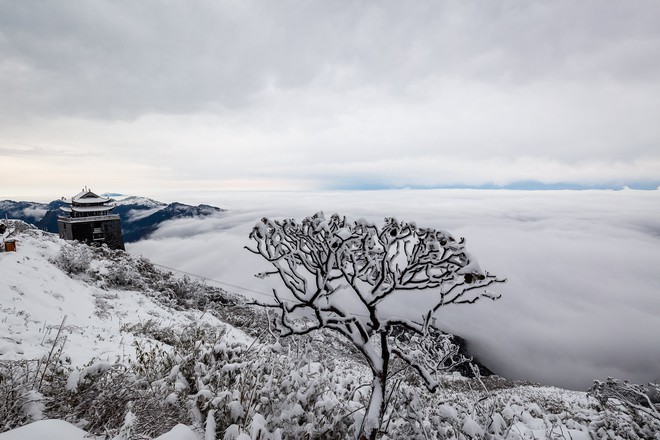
1, 221, 17, 252
57, 187, 125, 250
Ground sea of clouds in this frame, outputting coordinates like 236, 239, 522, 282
128, 189, 660, 391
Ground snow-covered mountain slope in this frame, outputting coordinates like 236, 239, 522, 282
1, 222, 658, 440
113, 196, 166, 208
0, 200, 51, 223
0, 223, 248, 367
113, 196, 168, 222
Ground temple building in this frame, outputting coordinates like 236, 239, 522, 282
57, 188, 125, 250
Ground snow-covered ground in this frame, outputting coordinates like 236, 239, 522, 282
0, 224, 252, 439
1, 221, 659, 439
0, 226, 249, 367
0, 419, 198, 440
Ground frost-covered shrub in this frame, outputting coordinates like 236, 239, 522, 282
52, 240, 236, 313
588, 377, 660, 439
155, 275, 206, 307
0, 361, 45, 432
6, 319, 660, 439
0, 354, 70, 433
56, 360, 187, 438
122, 320, 181, 346
374, 376, 660, 440
52, 244, 93, 274
197, 341, 364, 439
60, 363, 138, 434
590, 377, 660, 413
105, 259, 145, 289
210, 304, 270, 339
119, 323, 365, 439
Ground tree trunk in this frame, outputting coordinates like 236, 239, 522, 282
362, 332, 390, 440
362, 371, 386, 440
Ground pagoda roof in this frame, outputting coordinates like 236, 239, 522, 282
60, 205, 115, 213
64, 189, 112, 205
72, 196, 112, 204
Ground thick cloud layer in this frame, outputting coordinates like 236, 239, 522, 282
128, 189, 660, 391
1, 1, 660, 195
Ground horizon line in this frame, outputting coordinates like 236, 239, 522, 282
329, 181, 660, 191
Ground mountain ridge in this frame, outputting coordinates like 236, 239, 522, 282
0, 196, 224, 243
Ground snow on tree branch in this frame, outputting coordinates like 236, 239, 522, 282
246, 212, 505, 440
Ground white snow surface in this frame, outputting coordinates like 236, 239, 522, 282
0, 420, 200, 440
0, 230, 249, 367
154, 424, 199, 440
0, 419, 89, 440
0, 226, 256, 439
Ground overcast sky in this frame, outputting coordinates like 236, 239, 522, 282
1, 1, 660, 197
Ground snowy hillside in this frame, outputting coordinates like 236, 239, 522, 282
0, 222, 248, 367
1, 222, 659, 439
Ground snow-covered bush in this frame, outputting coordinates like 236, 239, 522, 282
125, 323, 364, 439
588, 377, 660, 439
5, 309, 660, 439
156, 275, 207, 308
214, 343, 364, 439
62, 358, 189, 438
0, 361, 45, 432
52, 240, 236, 312
105, 258, 145, 289
52, 244, 93, 274
0, 349, 71, 434
61, 363, 139, 434
590, 377, 660, 413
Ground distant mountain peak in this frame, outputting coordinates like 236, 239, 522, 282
113, 196, 167, 208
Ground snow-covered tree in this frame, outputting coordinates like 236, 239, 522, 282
246, 212, 504, 439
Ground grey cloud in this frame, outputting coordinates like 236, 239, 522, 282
2, 1, 659, 121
